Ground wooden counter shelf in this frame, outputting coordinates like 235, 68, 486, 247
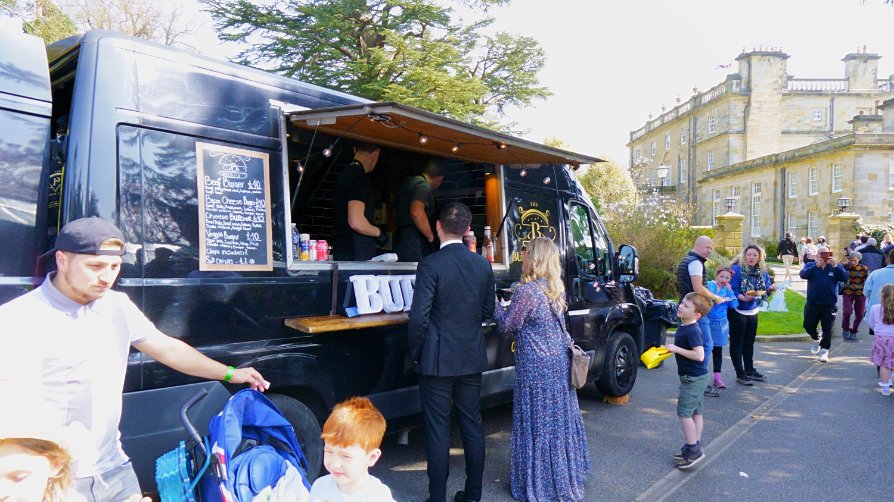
284, 312, 409, 334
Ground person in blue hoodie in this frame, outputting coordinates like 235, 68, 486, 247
800, 246, 849, 362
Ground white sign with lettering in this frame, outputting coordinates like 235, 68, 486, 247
349, 275, 416, 314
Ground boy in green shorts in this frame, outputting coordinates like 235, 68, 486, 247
665, 292, 714, 469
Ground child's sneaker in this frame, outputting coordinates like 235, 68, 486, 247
879, 382, 892, 396
676, 445, 705, 470
704, 384, 720, 397
672, 441, 702, 464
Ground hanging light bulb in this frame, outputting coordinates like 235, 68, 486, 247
519, 168, 527, 177
451, 143, 460, 153
322, 146, 333, 158
495, 142, 508, 150
418, 133, 429, 145
296, 162, 304, 173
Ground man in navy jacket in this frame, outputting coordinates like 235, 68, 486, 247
409, 202, 495, 502
800, 246, 848, 362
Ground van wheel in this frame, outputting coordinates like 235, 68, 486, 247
267, 394, 324, 481
595, 331, 638, 397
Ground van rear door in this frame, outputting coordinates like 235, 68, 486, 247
0, 29, 52, 304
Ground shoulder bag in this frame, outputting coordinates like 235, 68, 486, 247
539, 284, 590, 389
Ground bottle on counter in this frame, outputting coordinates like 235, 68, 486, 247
463, 229, 477, 253
291, 223, 299, 259
482, 225, 494, 263
299, 233, 310, 260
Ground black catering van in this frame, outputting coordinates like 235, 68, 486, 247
0, 29, 646, 485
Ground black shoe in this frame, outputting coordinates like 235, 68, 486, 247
746, 370, 767, 382
454, 491, 479, 502
704, 384, 720, 397
676, 446, 705, 469
672, 441, 702, 462
736, 375, 754, 386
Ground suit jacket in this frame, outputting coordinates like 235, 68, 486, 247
408, 242, 495, 376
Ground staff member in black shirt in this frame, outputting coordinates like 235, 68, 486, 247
394, 160, 444, 262
332, 142, 387, 260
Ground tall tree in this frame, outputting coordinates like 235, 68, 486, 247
2, 0, 77, 43
63, 0, 194, 45
202, 0, 549, 129
575, 158, 637, 216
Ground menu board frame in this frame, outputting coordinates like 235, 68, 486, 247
195, 141, 273, 271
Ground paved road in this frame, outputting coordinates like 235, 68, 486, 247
374, 334, 890, 501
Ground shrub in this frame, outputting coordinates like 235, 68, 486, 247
756, 236, 779, 262
603, 190, 705, 299
854, 219, 893, 243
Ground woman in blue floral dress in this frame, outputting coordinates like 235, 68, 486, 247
492, 237, 591, 501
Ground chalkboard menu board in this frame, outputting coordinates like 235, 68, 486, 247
196, 142, 273, 271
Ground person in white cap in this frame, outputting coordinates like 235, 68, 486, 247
0, 217, 270, 501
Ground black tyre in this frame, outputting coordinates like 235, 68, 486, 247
267, 394, 324, 481
595, 331, 638, 397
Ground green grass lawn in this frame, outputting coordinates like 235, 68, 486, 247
756, 289, 805, 335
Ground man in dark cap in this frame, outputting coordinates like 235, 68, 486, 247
0, 217, 270, 501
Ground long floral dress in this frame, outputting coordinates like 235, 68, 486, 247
493, 281, 591, 501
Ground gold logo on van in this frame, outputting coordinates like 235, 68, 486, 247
511, 204, 558, 262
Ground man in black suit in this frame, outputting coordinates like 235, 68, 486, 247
409, 202, 495, 502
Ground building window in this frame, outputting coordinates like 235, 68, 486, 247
831, 162, 842, 192
787, 213, 797, 236
808, 211, 817, 239
812, 109, 824, 121
665, 133, 671, 150
788, 171, 798, 198
681, 128, 687, 144
808, 166, 818, 195
634, 148, 642, 163
650, 141, 656, 157
751, 182, 761, 238
679, 158, 687, 184
731, 185, 740, 199
706, 149, 715, 171
707, 117, 716, 134
712, 189, 722, 227
889, 159, 894, 190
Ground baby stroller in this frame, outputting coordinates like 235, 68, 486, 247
156, 388, 312, 501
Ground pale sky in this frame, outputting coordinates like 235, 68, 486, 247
182, 0, 894, 166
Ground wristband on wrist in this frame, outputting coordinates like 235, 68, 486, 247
224, 365, 235, 382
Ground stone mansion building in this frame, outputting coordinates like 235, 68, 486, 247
627, 49, 894, 243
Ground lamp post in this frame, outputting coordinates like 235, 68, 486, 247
724, 196, 736, 213
836, 196, 851, 214
656, 163, 670, 187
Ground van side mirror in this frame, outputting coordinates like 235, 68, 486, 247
617, 244, 638, 283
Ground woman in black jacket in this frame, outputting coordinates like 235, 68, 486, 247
777, 232, 799, 282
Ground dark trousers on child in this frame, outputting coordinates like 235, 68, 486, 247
803, 302, 835, 350
841, 293, 866, 332
727, 309, 758, 378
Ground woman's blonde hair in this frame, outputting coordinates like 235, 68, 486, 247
520, 237, 566, 311
0, 438, 72, 502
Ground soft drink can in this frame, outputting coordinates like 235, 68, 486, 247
309, 239, 318, 261
317, 240, 329, 261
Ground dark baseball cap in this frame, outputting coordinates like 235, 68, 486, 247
47, 217, 126, 256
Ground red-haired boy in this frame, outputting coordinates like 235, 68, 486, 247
309, 397, 396, 501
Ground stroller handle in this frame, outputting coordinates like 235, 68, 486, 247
180, 388, 209, 455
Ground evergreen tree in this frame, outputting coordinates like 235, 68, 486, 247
202, 0, 549, 129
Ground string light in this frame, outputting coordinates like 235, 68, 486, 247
322, 146, 333, 158
296, 162, 304, 173
418, 133, 429, 145
451, 143, 460, 152
519, 168, 527, 177
495, 142, 508, 150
